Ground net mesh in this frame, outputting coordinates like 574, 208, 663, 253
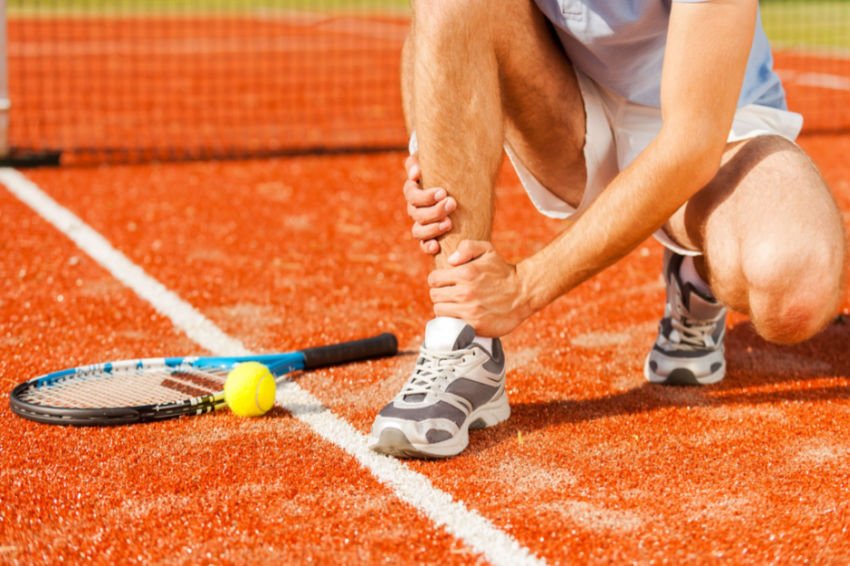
5, 1, 409, 164
3, 1, 849, 165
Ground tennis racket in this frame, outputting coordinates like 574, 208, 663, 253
10, 332, 397, 426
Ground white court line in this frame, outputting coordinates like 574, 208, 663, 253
779, 69, 850, 92
0, 168, 544, 566
776, 45, 850, 62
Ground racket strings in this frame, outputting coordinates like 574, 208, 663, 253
19, 364, 229, 409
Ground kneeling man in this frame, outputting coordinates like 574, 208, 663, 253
369, 0, 846, 458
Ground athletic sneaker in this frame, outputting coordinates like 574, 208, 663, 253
644, 249, 727, 385
369, 317, 510, 458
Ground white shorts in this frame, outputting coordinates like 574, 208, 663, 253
504, 71, 804, 255
409, 71, 804, 256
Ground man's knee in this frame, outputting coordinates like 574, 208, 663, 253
744, 240, 845, 344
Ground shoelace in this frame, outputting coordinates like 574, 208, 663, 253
400, 347, 472, 398
668, 300, 724, 350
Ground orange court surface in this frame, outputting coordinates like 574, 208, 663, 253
2, 13, 850, 566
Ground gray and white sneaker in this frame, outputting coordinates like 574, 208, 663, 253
369, 317, 510, 458
645, 250, 727, 385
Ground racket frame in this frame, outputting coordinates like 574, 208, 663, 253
10, 333, 396, 426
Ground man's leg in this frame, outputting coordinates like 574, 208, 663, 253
408, 0, 586, 269
665, 136, 846, 345
370, 0, 586, 458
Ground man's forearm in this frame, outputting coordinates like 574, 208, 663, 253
517, 131, 722, 312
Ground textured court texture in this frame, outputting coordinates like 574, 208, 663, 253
2, 54, 850, 565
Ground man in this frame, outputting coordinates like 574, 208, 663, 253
368, 0, 847, 458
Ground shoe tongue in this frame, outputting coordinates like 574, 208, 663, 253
425, 317, 475, 351
684, 284, 725, 320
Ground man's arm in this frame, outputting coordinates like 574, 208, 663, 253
428, 0, 758, 335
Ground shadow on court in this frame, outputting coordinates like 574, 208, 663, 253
467, 318, 850, 454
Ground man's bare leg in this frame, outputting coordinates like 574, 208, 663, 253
665, 136, 846, 345
407, 0, 586, 269
369, 0, 586, 458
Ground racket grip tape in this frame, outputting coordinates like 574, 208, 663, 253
302, 332, 398, 369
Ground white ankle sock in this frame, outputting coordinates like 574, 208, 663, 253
679, 255, 713, 297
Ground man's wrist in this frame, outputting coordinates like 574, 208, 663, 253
516, 257, 547, 315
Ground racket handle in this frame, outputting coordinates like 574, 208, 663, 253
302, 333, 398, 369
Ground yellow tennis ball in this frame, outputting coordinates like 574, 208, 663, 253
224, 362, 276, 417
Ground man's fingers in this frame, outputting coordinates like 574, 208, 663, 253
429, 285, 460, 303
401, 179, 420, 204
420, 240, 441, 255
406, 202, 442, 224
412, 220, 452, 241
408, 164, 421, 181
447, 240, 493, 265
408, 199, 456, 224
427, 268, 454, 288
400, 155, 454, 256
403, 181, 449, 208
405, 155, 421, 181
428, 265, 474, 288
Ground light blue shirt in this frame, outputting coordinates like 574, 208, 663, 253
534, 0, 787, 110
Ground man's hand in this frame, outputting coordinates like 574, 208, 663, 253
428, 240, 534, 337
403, 154, 456, 255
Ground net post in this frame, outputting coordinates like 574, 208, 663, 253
0, 0, 8, 159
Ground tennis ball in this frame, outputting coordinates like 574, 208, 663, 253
224, 362, 276, 417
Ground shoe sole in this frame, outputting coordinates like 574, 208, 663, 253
369, 392, 511, 459
643, 354, 725, 386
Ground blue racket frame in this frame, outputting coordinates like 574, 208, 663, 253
11, 333, 397, 426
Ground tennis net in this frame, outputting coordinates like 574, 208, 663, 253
3, 1, 410, 165
763, 0, 850, 135
2, 1, 848, 166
